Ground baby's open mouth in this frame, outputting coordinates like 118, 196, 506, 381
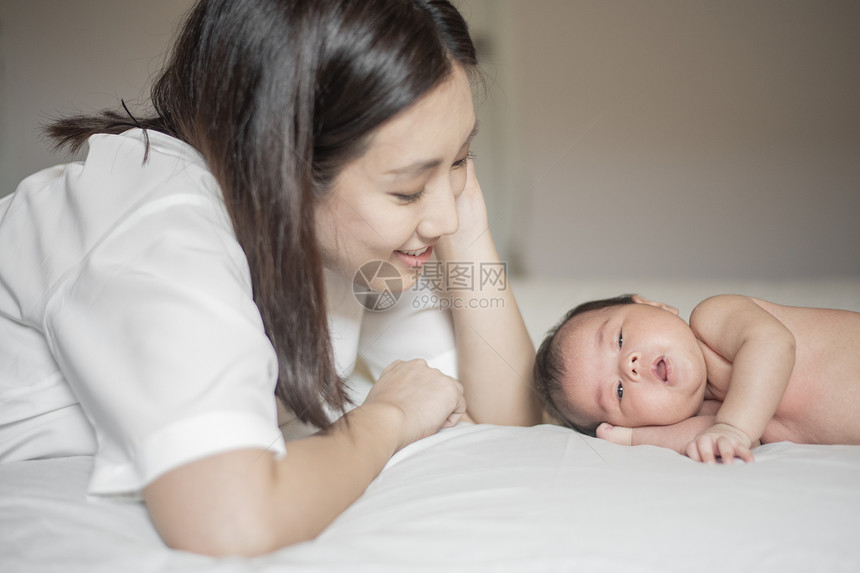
652, 357, 670, 384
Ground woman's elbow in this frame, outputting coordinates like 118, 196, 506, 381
143, 450, 317, 557
155, 503, 312, 557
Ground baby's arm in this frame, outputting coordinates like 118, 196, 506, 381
598, 416, 714, 453
597, 400, 721, 453
688, 295, 796, 463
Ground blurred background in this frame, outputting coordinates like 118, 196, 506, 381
2, 0, 858, 281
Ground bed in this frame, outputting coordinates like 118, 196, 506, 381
3, 276, 860, 572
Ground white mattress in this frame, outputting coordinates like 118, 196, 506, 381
2, 276, 859, 572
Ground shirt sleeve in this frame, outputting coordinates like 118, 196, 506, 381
44, 191, 285, 497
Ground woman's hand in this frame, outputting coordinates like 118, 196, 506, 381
434, 156, 489, 261
363, 359, 466, 452
685, 422, 754, 464
427, 157, 542, 427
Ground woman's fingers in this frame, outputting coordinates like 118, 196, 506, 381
365, 359, 466, 449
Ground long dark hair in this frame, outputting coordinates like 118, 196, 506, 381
46, 0, 478, 429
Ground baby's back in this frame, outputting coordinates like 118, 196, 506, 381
753, 299, 860, 444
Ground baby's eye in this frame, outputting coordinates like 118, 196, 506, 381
616, 381, 624, 400
617, 329, 623, 348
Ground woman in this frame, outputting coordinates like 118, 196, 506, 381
0, 0, 540, 556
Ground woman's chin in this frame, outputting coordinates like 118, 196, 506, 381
348, 259, 419, 293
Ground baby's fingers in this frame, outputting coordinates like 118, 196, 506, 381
685, 441, 699, 462
716, 437, 736, 465
719, 438, 754, 463
596, 423, 633, 446
689, 435, 754, 464
686, 436, 717, 464
737, 445, 755, 463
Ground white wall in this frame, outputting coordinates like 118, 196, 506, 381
453, 0, 524, 271
506, 0, 860, 279
0, 0, 193, 197
3, 1, 858, 280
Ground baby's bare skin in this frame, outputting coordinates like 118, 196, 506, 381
702, 299, 860, 445
590, 297, 860, 460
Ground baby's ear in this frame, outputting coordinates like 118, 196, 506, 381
631, 294, 679, 316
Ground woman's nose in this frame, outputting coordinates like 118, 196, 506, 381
418, 188, 459, 239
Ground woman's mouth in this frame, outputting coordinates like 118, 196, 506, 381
394, 245, 434, 268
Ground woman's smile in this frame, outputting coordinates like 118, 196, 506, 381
315, 64, 476, 292
394, 245, 435, 268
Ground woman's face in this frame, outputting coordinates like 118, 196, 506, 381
314, 64, 477, 292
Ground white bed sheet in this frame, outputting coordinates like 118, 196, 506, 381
2, 423, 860, 572
2, 276, 859, 572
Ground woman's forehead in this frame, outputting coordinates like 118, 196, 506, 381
361, 68, 475, 167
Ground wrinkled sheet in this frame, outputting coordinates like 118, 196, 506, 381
2, 423, 860, 573
3, 277, 859, 573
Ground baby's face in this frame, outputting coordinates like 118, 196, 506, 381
557, 303, 708, 429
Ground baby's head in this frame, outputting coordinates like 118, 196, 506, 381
534, 294, 708, 435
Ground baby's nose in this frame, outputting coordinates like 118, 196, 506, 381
624, 352, 642, 380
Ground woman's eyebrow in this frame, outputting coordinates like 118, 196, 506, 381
384, 121, 480, 177
385, 159, 442, 177
464, 120, 480, 145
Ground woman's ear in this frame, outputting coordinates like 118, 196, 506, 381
631, 294, 679, 316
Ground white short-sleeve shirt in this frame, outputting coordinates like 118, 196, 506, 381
0, 129, 457, 497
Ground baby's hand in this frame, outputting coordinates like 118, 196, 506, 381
685, 423, 754, 464
596, 422, 633, 446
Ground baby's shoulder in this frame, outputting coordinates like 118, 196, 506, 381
748, 298, 860, 336
690, 294, 755, 320
689, 295, 762, 341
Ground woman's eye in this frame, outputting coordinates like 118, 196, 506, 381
616, 382, 624, 400
392, 190, 424, 203
452, 151, 474, 169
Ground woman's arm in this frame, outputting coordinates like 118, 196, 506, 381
434, 158, 542, 426
143, 359, 465, 556
687, 295, 795, 463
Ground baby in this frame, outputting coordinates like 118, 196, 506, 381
534, 294, 860, 463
